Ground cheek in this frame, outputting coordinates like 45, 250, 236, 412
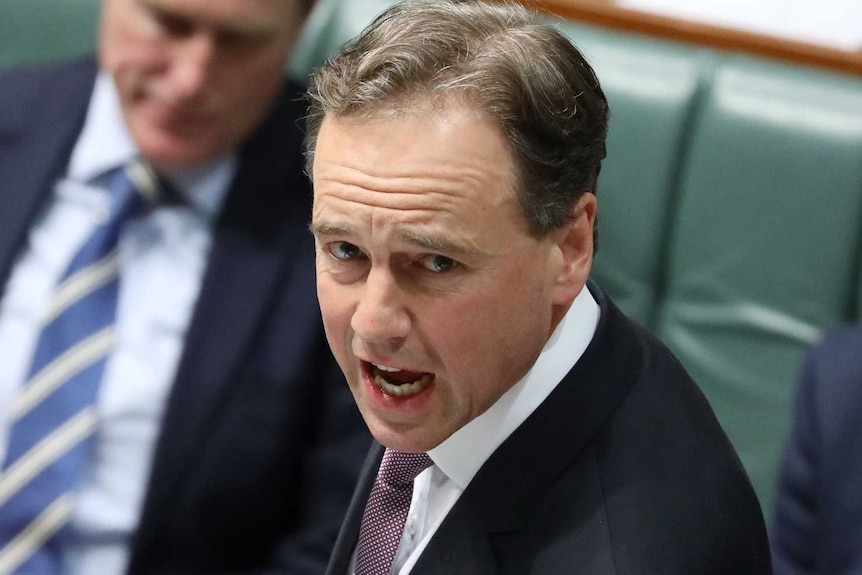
223, 51, 286, 103
424, 296, 494, 373
435, 269, 553, 384
101, 17, 156, 73
105, 48, 165, 112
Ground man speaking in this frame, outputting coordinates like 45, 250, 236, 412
306, 0, 771, 573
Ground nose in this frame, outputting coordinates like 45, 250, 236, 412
351, 268, 411, 349
169, 34, 214, 100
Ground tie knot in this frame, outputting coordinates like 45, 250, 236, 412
378, 449, 432, 487
107, 160, 161, 221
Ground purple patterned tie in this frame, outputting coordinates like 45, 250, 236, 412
354, 449, 433, 575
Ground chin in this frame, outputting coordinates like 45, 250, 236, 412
138, 139, 216, 171
365, 420, 441, 454
132, 119, 221, 168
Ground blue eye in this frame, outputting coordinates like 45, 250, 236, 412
421, 254, 458, 273
329, 241, 363, 261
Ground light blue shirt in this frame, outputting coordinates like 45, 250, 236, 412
0, 73, 236, 575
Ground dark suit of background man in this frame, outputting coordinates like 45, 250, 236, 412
303, 1, 772, 573
0, 0, 369, 573
771, 323, 862, 575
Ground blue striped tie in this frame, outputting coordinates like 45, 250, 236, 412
0, 162, 155, 575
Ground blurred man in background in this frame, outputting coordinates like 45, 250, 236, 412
772, 324, 862, 575
0, 0, 368, 574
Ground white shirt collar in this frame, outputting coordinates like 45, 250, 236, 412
428, 284, 600, 489
65, 72, 237, 220
67, 73, 136, 183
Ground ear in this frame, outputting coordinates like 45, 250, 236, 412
551, 193, 596, 305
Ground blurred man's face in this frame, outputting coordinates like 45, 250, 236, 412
99, 0, 306, 171
311, 103, 595, 453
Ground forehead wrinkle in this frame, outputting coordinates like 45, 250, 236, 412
318, 155, 501, 205
310, 219, 353, 238
316, 178, 465, 215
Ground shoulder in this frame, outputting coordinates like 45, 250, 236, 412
796, 322, 862, 413
806, 323, 862, 376
248, 77, 308, 146
792, 322, 862, 447
0, 57, 96, 134
235, 76, 308, 180
223, 76, 312, 241
587, 290, 770, 573
591, 284, 714, 421
0, 57, 95, 104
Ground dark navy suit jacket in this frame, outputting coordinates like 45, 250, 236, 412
327, 284, 771, 575
0, 58, 370, 575
772, 324, 862, 575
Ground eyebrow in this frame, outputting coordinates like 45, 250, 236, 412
400, 230, 468, 255
309, 221, 352, 237
310, 221, 468, 256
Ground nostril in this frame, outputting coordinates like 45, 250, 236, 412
351, 269, 412, 342
351, 306, 410, 344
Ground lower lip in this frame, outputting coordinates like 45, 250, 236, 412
361, 363, 434, 409
159, 110, 207, 133
145, 100, 208, 132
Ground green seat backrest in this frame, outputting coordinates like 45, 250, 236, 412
556, 17, 862, 515
0, 0, 392, 76
559, 22, 713, 327
655, 58, 862, 513
0, 0, 101, 68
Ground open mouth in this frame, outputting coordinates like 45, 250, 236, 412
366, 362, 434, 398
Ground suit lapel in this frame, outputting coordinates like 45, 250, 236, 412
133, 83, 314, 544
144, 197, 302, 475
411, 502, 499, 575
326, 443, 385, 575
0, 60, 96, 285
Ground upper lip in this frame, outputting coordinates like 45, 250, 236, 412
361, 358, 427, 374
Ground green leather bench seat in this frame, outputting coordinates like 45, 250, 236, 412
567, 21, 862, 512
656, 58, 862, 510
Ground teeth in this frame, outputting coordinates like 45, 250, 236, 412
373, 372, 433, 398
372, 363, 401, 373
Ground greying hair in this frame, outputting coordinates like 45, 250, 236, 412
304, 0, 609, 241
